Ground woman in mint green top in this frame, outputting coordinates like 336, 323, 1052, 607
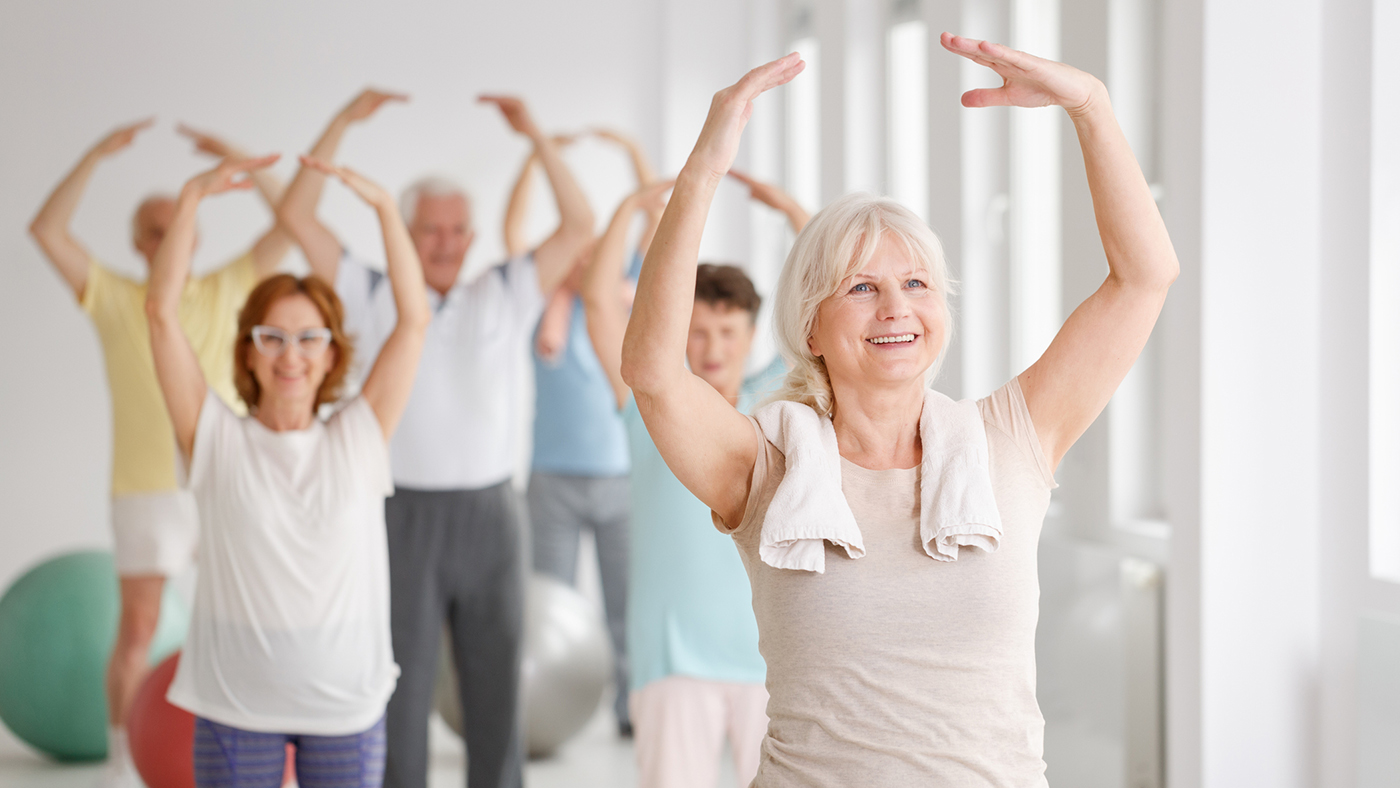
581, 174, 805, 788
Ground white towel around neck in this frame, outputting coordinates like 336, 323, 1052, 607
751, 388, 1003, 573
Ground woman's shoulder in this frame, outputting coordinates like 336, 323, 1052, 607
976, 377, 1055, 489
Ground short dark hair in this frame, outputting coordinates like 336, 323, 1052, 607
694, 263, 761, 320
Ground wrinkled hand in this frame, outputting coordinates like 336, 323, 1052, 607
339, 88, 409, 124
479, 95, 542, 140
176, 124, 244, 160
940, 33, 1103, 116
299, 155, 392, 209
726, 169, 790, 210
183, 155, 280, 199
91, 118, 155, 158
632, 178, 675, 215
688, 53, 804, 180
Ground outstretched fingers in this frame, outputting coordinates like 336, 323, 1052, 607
735, 52, 805, 100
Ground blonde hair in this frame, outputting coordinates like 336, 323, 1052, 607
769, 192, 956, 416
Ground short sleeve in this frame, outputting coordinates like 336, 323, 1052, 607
80, 258, 138, 317
977, 377, 1057, 489
329, 396, 394, 498
187, 390, 240, 493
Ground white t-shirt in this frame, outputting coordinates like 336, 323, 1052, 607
166, 392, 399, 735
335, 254, 544, 490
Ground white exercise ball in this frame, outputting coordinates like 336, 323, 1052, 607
434, 573, 612, 758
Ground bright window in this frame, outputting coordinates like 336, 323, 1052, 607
786, 27, 821, 215
887, 9, 928, 221
1371, 0, 1400, 580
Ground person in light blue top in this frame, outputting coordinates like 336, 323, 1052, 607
581, 174, 806, 788
503, 130, 663, 736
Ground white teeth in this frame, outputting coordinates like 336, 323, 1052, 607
868, 334, 916, 345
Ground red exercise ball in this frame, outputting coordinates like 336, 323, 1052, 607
128, 652, 295, 788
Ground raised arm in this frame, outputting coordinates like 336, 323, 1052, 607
621, 54, 804, 526
583, 180, 673, 409
300, 157, 430, 440
727, 168, 809, 233
146, 156, 279, 460
593, 128, 657, 188
503, 134, 576, 258
279, 89, 407, 283
481, 96, 595, 293
28, 119, 153, 298
177, 124, 292, 278
942, 34, 1179, 469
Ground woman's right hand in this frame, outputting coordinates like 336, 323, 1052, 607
298, 156, 392, 209
90, 118, 154, 159
686, 53, 804, 181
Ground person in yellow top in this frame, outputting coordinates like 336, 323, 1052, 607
27, 118, 291, 788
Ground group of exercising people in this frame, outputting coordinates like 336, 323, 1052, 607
32, 82, 797, 788
29, 32, 1179, 788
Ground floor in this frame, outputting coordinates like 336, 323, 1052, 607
0, 694, 740, 788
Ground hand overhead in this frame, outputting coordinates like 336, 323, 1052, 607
298, 156, 392, 209
176, 124, 244, 160
479, 95, 542, 140
939, 33, 1102, 115
183, 155, 280, 199
633, 179, 675, 216
91, 118, 155, 158
341, 88, 410, 123
689, 53, 804, 180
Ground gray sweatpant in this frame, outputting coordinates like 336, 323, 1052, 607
384, 483, 523, 788
526, 472, 631, 726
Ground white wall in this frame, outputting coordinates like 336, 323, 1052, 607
0, 0, 664, 592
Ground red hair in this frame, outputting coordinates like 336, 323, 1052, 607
233, 275, 354, 412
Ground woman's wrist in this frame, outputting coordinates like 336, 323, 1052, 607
1065, 78, 1111, 123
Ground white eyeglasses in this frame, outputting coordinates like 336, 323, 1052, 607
250, 326, 333, 359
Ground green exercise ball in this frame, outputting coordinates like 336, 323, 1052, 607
0, 550, 188, 762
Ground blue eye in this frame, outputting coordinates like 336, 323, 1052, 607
851, 283, 872, 293
906, 279, 926, 289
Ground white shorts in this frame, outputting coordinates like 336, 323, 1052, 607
111, 490, 198, 577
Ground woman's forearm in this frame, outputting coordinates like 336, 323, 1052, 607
378, 202, 430, 330
1071, 91, 1178, 290
146, 191, 202, 322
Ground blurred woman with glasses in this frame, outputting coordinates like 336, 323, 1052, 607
145, 153, 430, 788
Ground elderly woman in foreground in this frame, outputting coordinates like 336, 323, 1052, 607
620, 34, 1178, 787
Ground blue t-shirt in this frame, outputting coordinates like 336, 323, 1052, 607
625, 357, 784, 690
531, 299, 630, 477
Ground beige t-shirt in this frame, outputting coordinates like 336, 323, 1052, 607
81, 255, 256, 495
720, 378, 1056, 787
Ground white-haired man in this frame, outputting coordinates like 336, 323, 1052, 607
28, 120, 289, 788
279, 90, 594, 788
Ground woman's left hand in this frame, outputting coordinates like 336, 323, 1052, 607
940, 33, 1105, 117
687, 52, 805, 180
182, 155, 280, 199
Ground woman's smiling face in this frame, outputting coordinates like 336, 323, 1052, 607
806, 235, 947, 395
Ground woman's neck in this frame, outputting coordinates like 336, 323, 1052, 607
255, 395, 317, 432
829, 379, 924, 470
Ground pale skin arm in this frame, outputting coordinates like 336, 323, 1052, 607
621, 54, 805, 526
940, 34, 1179, 470
28, 119, 154, 298
301, 157, 430, 439
177, 124, 292, 278
583, 180, 673, 409
278, 89, 407, 283
146, 156, 279, 460
481, 96, 595, 293
727, 168, 809, 233
503, 134, 576, 259
592, 128, 665, 255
